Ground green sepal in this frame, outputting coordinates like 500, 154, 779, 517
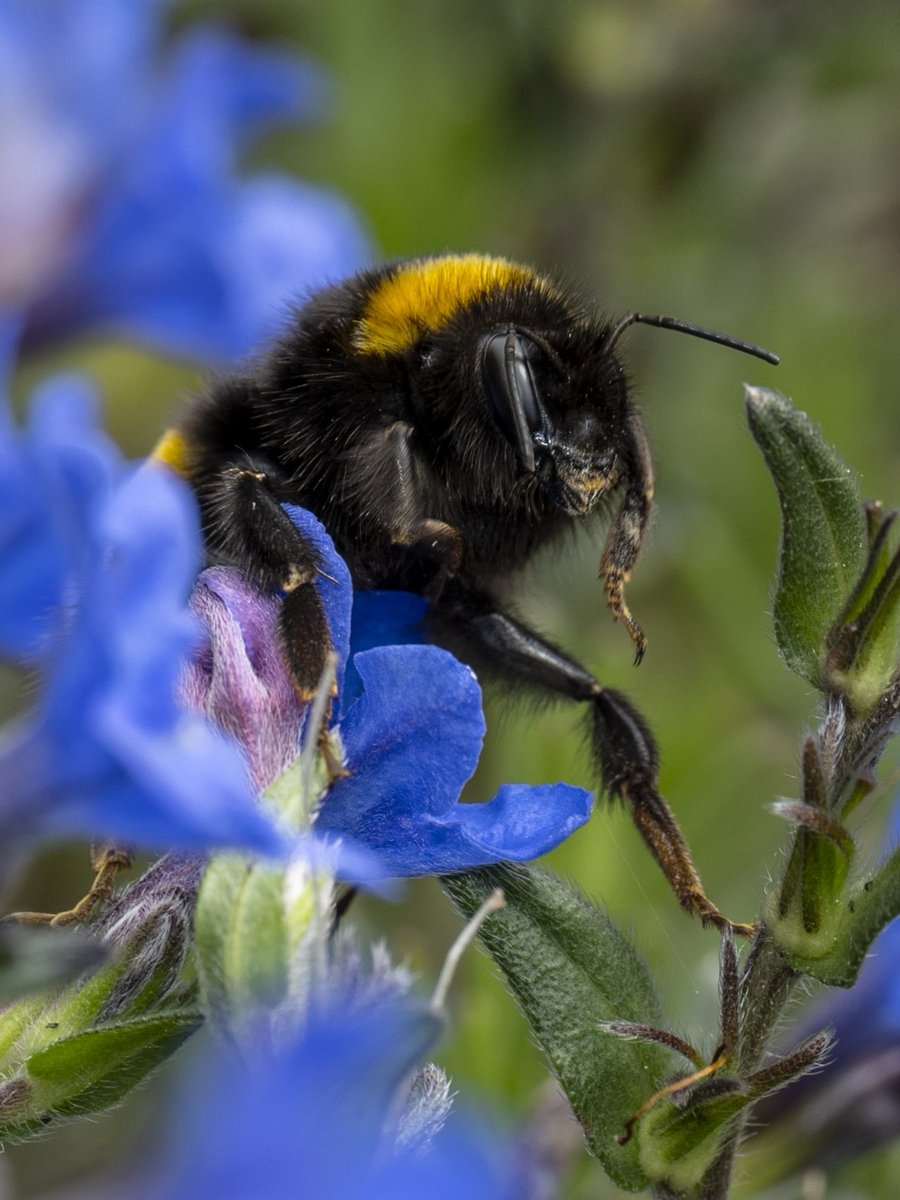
798, 830, 848, 936
639, 1084, 750, 1196
781, 845, 900, 986
443, 863, 671, 1193
621, 1031, 831, 1195
773, 804, 853, 939
824, 511, 900, 713
194, 854, 289, 1043
745, 386, 867, 686
0, 1010, 202, 1142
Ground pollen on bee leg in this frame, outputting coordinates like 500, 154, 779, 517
282, 565, 313, 592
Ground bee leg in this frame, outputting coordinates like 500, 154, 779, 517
200, 464, 335, 700
404, 519, 463, 601
601, 410, 654, 664
197, 464, 345, 780
359, 422, 463, 599
5, 843, 133, 926
428, 592, 752, 936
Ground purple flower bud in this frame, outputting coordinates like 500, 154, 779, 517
181, 568, 304, 793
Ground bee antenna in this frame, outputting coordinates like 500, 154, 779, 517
602, 312, 780, 366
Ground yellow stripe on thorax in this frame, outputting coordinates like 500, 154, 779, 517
352, 254, 546, 355
150, 428, 193, 478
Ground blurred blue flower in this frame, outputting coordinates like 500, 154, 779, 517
0, 0, 370, 363
147, 1000, 507, 1200
0, 372, 283, 856
183, 508, 594, 879
0, 367, 117, 661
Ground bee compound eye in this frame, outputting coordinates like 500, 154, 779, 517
480, 330, 544, 472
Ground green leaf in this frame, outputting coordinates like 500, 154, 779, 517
745, 386, 867, 685
0, 1011, 202, 1141
443, 863, 671, 1193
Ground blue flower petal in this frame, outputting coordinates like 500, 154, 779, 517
344, 589, 429, 706
214, 176, 372, 355
0, 375, 118, 659
442, 781, 594, 863
349, 590, 430, 655
0, 0, 160, 151
318, 646, 592, 876
159, 27, 326, 147
0, 383, 285, 857
7, 2, 370, 362
319, 645, 484, 838
149, 1000, 505, 1200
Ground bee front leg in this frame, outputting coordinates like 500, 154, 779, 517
601, 410, 655, 665
197, 462, 343, 734
428, 586, 752, 936
399, 519, 463, 601
198, 463, 348, 780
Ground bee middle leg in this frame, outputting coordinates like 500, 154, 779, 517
428, 588, 751, 936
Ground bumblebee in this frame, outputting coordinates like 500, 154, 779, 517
154, 253, 777, 932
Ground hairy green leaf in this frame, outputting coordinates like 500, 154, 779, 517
443, 863, 670, 1192
0, 1011, 201, 1142
745, 386, 867, 685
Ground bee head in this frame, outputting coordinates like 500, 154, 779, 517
348, 252, 777, 527
473, 299, 779, 518
478, 322, 630, 517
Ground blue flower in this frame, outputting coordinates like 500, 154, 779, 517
318, 645, 593, 875
0, 0, 370, 363
0, 373, 282, 857
184, 506, 594, 879
146, 1000, 507, 1200
0, 367, 117, 661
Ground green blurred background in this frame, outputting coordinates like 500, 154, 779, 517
8, 1, 900, 1196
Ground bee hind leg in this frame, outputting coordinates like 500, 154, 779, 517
428, 588, 752, 937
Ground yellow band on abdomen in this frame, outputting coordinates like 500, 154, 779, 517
150, 428, 193, 477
